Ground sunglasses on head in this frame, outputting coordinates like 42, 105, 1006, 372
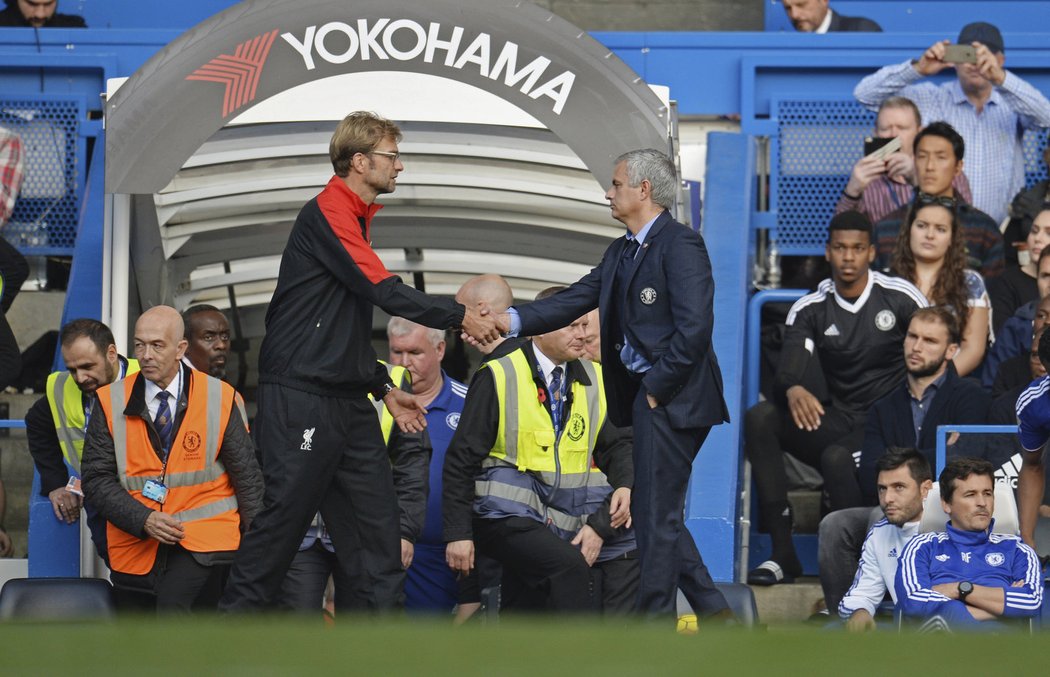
916, 193, 957, 209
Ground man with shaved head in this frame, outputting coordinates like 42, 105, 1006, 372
456, 274, 515, 358
83, 306, 263, 612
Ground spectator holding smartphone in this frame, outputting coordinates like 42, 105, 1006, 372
855, 22, 1050, 225
837, 97, 973, 226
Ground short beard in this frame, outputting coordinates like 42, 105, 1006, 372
907, 356, 945, 380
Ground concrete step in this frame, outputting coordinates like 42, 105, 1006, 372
749, 577, 824, 624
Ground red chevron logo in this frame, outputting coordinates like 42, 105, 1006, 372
186, 29, 279, 118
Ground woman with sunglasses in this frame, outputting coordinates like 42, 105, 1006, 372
890, 196, 990, 376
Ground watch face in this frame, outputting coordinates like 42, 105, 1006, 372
959, 582, 973, 595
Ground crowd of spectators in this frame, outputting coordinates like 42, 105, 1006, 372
750, 17, 1050, 630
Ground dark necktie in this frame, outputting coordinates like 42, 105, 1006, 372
613, 237, 638, 289
154, 392, 174, 453
550, 366, 563, 435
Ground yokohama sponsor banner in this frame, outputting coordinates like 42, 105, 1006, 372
106, 0, 668, 195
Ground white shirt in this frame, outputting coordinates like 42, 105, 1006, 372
530, 342, 564, 397
143, 368, 182, 422
838, 517, 920, 617
814, 9, 833, 34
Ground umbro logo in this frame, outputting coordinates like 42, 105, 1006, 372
935, 554, 950, 562
824, 324, 840, 337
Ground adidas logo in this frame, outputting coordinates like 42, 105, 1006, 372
888, 547, 898, 559
824, 324, 840, 336
995, 453, 1022, 490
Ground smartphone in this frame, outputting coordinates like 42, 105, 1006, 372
942, 44, 977, 64
864, 136, 901, 160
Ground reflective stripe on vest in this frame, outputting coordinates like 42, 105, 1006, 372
371, 362, 410, 445
46, 359, 140, 474
99, 370, 239, 575
475, 349, 606, 529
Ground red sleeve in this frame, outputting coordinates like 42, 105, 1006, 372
316, 184, 393, 285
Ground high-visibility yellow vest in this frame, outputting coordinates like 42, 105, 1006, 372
45, 359, 140, 475
97, 370, 240, 575
371, 362, 411, 444
474, 348, 606, 537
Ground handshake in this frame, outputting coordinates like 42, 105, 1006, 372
460, 303, 511, 346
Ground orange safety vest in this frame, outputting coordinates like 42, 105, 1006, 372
96, 370, 241, 576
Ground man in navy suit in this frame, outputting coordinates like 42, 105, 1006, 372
498, 148, 731, 620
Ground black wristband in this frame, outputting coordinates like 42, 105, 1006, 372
842, 188, 861, 200
371, 381, 396, 400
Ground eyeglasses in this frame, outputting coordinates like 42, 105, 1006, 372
370, 150, 401, 161
916, 192, 957, 209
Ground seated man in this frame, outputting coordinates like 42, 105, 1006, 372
838, 448, 933, 631
872, 122, 1002, 279
836, 96, 972, 226
781, 0, 881, 32
1015, 328, 1050, 552
0, 0, 85, 27
746, 210, 927, 585
895, 458, 1042, 629
856, 306, 990, 505
444, 290, 633, 612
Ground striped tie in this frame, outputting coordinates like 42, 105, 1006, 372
550, 366, 563, 435
154, 392, 174, 453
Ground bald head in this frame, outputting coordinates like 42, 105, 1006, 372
134, 305, 188, 388
456, 274, 514, 314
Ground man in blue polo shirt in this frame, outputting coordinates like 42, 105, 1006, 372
387, 316, 467, 612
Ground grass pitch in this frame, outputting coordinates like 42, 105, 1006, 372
3, 616, 1047, 676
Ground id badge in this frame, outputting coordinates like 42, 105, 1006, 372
65, 476, 84, 497
142, 479, 168, 504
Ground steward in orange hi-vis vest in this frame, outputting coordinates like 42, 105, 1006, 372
96, 369, 242, 575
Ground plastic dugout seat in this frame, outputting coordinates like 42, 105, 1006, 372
0, 577, 114, 621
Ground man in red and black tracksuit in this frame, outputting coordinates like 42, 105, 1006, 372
220, 112, 498, 612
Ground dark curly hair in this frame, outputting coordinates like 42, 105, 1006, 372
890, 200, 970, 337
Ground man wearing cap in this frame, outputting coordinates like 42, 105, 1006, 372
855, 22, 1050, 224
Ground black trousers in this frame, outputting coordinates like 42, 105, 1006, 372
592, 553, 640, 615
474, 516, 592, 613
631, 390, 728, 618
219, 384, 403, 612
111, 545, 226, 614
744, 400, 866, 567
277, 542, 337, 613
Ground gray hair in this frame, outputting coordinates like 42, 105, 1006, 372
615, 148, 678, 210
387, 316, 445, 348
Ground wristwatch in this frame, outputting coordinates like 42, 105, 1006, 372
957, 581, 974, 600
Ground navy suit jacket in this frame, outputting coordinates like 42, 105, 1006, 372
516, 210, 729, 431
857, 363, 989, 504
827, 11, 882, 32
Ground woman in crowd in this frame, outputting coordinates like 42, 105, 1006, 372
988, 206, 1050, 336
891, 196, 990, 376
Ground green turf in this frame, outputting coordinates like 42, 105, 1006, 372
3, 617, 1049, 676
